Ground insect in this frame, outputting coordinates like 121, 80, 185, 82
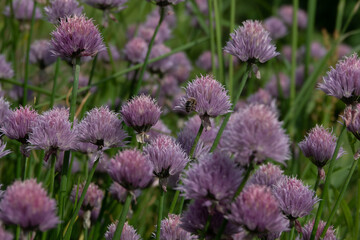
185, 97, 197, 113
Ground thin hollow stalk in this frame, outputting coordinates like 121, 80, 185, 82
17, 147, 22, 179
57, 151, 70, 238
289, 0, 298, 107
228, 0, 236, 98
213, 0, 224, 84
189, 124, 204, 159
335, 0, 345, 34
112, 193, 132, 240
310, 126, 345, 240
134, 7, 165, 96
50, 58, 61, 108
168, 190, 180, 214
15, 226, 20, 240
200, 213, 213, 240
84, 228, 88, 240
156, 187, 165, 240
356, 158, 360, 239
313, 170, 321, 193
208, 0, 216, 75
70, 57, 81, 123
88, 54, 98, 86
304, 0, 317, 79
24, 155, 30, 179
23, 0, 37, 106
0, 78, 55, 96
49, 154, 56, 197
289, 227, 295, 240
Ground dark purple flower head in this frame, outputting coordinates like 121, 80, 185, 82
71, 182, 104, 211
224, 20, 279, 64
121, 95, 161, 141
175, 75, 231, 130
50, 15, 106, 60
29, 40, 57, 69
228, 184, 288, 237
299, 125, 345, 169
0, 140, 11, 159
247, 163, 284, 187
97, 44, 121, 63
273, 176, 319, 220
77, 106, 127, 150
0, 225, 13, 240
124, 37, 148, 63
263, 17, 287, 40
144, 135, 189, 183
28, 108, 76, 161
278, 5, 307, 29
196, 51, 218, 72
44, 0, 83, 24
220, 104, 290, 167
318, 53, 360, 104
105, 221, 140, 240
179, 152, 243, 211
0, 97, 11, 126
84, 0, 127, 10
169, 52, 192, 83
160, 214, 196, 240
148, 44, 174, 73
108, 149, 153, 191
341, 104, 360, 140
300, 220, 336, 240
4, 0, 42, 21
0, 179, 59, 231
0, 55, 14, 79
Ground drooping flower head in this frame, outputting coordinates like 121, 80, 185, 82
341, 104, 360, 140
124, 37, 148, 64
228, 184, 288, 237
28, 108, 76, 161
263, 17, 287, 40
121, 95, 161, 142
0, 179, 59, 231
196, 51, 218, 72
108, 149, 153, 191
300, 220, 336, 240
105, 221, 141, 240
84, 0, 127, 11
224, 20, 279, 64
0, 55, 14, 79
273, 176, 319, 220
175, 75, 231, 129
318, 53, 360, 105
50, 15, 106, 60
0, 225, 13, 240
278, 5, 307, 29
148, 44, 174, 73
0, 97, 11, 126
160, 214, 197, 240
44, 0, 83, 24
220, 104, 291, 167
3, 0, 42, 22
29, 40, 57, 69
0, 140, 11, 159
179, 152, 243, 211
247, 163, 284, 187
77, 106, 127, 151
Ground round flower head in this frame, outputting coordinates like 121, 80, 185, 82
263, 17, 287, 40
0, 97, 11, 126
105, 221, 140, 240
44, 0, 83, 24
148, 44, 174, 73
247, 163, 284, 187
29, 40, 57, 69
138, 22, 171, 44
278, 5, 307, 29
160, 214, 196, 240
71, 182, 104, 211
144, 135, 189, 189
300, 220, 336, 240
84, 0, 127, 10
0, 140, 11, 159
220, 104, 290, 167
179, 152, 243, 211
124, 37, 148, 63
28, 108, 76, 161
169, 52, 192, 83
97, 44, 121, 63
224, 20, 279, 64
228, 185, 288, 237
50, 15, 105, 60
0, 225, 13, 240
108, 149, 153, 191
0, 55, 14, 79
77, 106, 127, 150
337, 44, 351, 59
0, 179, 59, 231
196, 51, 218, 72
3, 0, 42, 21
175, 75, 231, 130
247, 88, 277, 111
121, 95, 161, 143
342, 104, 360, 140
318, 53, 360, 104
273, 176, 319, 220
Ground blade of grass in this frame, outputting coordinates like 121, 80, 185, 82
213, 0, 224, 84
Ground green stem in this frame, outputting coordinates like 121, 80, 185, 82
189, 124, 204, 159
213, 0, 224, 84
9, 0, 17, 81
84, 227, 88, 240
341, 0, 360, 34
57, 150, 70, 238
88, 54, 98, 87
16, 146, 22, 179
50, 58, 60, 108
304, 0, 316, 79
228, 0, 235, 98
168, 190, 180, 214
215, 220, 227, 240
335, 0, 345, 34
63, 159, 100, 240
0, 78, 55, 96
134, 7, 165, 96
289, 227, 295, 240
24, 155, 30, 179
208, 0, 216, 75
210, 63, 251, 152
23, 0, 37, 106
200, 212, 213, 240
70, 57, 80, 123
313, 169, 321, 193
189, 0, 209, 34
156, 187, 165, 240
49, 154, 56, 197
233, 164, 253, 199
112, 193, 132, 240
320, 158, 357, 238
178, 197, 185, 214
15, 226, 20, 240
310, 126, 345, 240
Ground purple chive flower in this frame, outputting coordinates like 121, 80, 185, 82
263, 17, 287, 40
0, 140, 11, 159
179, 152, 243, 211
0, 97, 11, 126
97, 44, 121, 63
29, 40, 57, 69
71, 182, 104, 211
148, 44, 174, 73
121, 95, 161, 142
247, 163, 284, 187
105, 221, 140, 240
77, 106, 127, 150
273, 176, 319, 220
278, 5, 308, 29
0, 179, 59, 231
281, 45, 292, 62
168, 52, 192, 83
138, 22, 172, 44
108, 149, 153, 191
220, 104, 291, 167
228, 185, 288, 237
298, 42, 327, 61
124, 37, 148, 63
196, 51, 218, 72
247, 88, 277, 111
160, 214, 196, 240
318, 53, 360, 104
28, 108, 76, 161
337, 44, 351, 59
148, 120, 171, 142
50, 15, 106, 60
299, 125, 344, 170
175, 75, 231, 130
159, 74, 179, 97
265, 72, 291, 98
109, 182, 141, 203
0, 225, 13, 240
224, 20, 279, 64
3, 0, 42, 22
300, 220, 336, 240
342, 104, 360, 140
44, 0, 83, 24
0, 55, 14, 79
84, 0, 127, 11
144, 135, 189, 189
